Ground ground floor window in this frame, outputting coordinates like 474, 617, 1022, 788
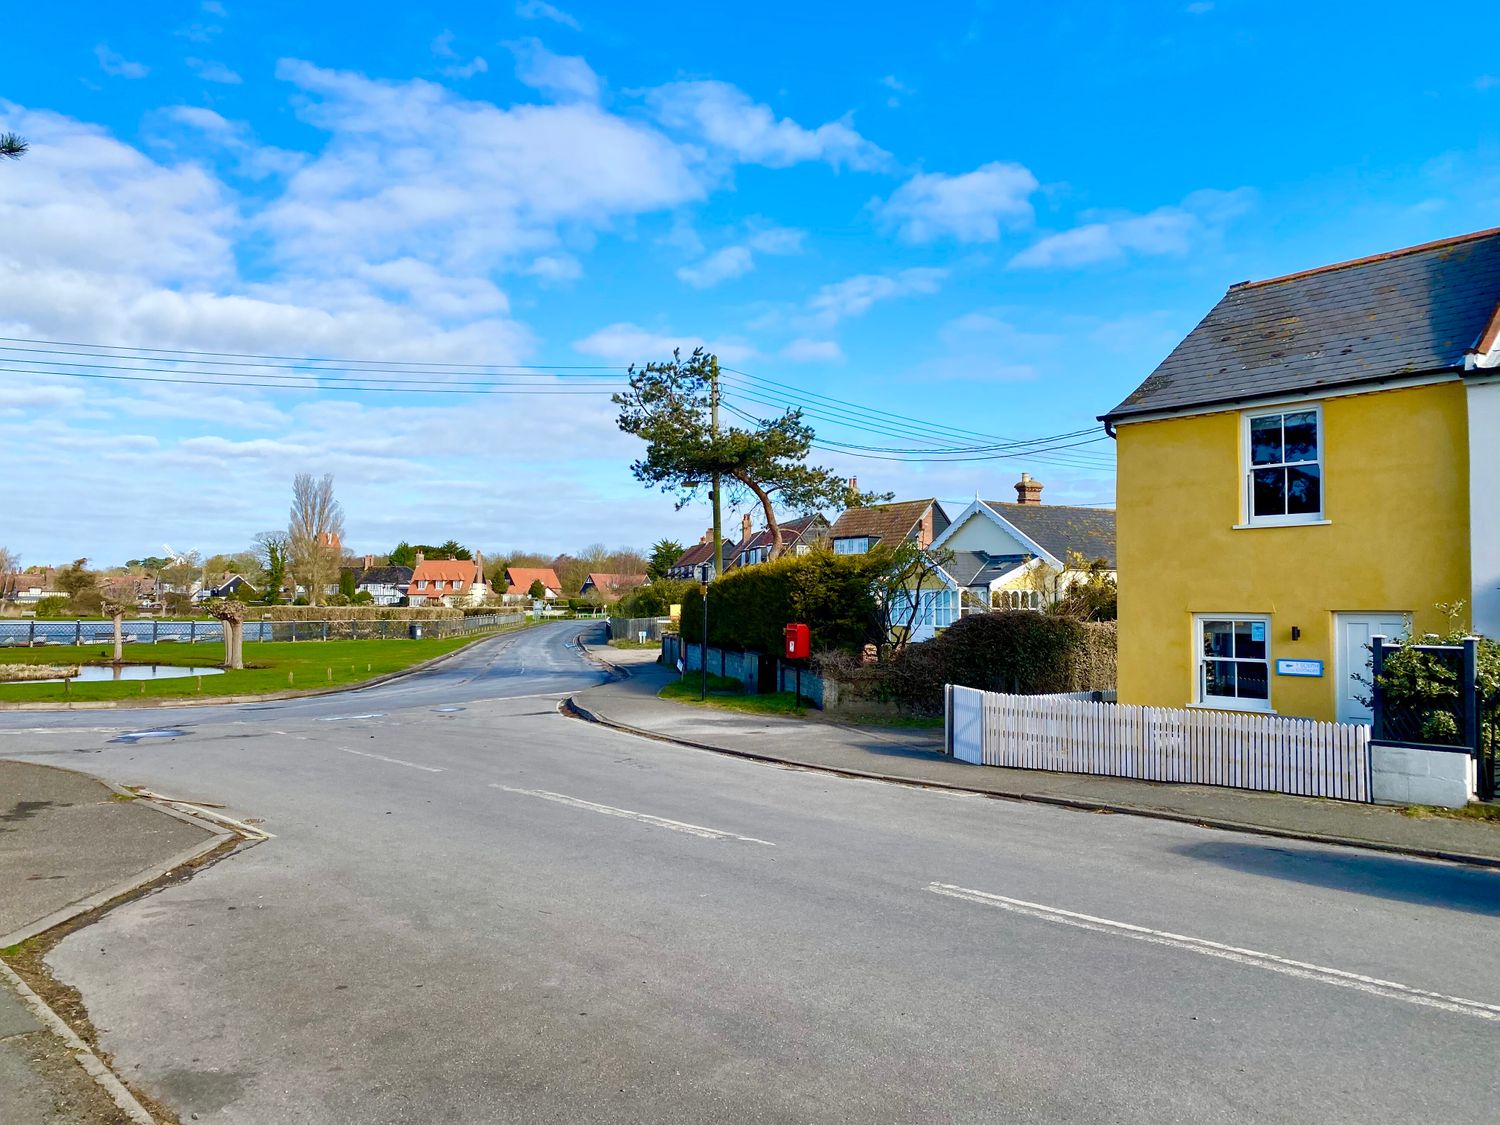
1195, 615, 1271, 710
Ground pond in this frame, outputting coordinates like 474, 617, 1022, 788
1, 664, 228, 685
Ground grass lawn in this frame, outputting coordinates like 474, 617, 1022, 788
608, 639, 661, 650
659, 675, 807, 717
0, 625, 531, 704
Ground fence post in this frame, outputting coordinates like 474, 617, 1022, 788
152, 619, 159, 644
28, 620, 35, 646
75, 619, 82, 646
944, 685, 954, 756
322, 620, 329, 642
1462, 637, 1480, 758
1370, 635, 1387, 741
189, 620, 197, 645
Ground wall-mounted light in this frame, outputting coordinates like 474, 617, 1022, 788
1291, 625, 1302, 641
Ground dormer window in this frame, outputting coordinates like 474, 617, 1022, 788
1244, 406, 1322, 525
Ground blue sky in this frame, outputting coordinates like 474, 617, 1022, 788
2, 1, 1496, 566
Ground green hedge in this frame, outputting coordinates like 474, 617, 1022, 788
817, 613, 1116, 714
261, 605, 462, 621
679, 552, 881, 655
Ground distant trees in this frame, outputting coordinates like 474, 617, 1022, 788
389, 541, 416, 568
390, 540, 472, 563
287, 473, 344, 607
55, 558, 102, 616
647, 538, 684, 582
254, 532, 289, 604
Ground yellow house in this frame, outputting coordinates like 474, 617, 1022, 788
1101, 228, 1500, 724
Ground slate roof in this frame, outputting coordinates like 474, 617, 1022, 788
341, 565, 413, 587
944, 551, 1033, 587
1102, 228, 1500, 423
829, 499, 946, 546
981, 501, 1117, 569
730, 513, 829, 562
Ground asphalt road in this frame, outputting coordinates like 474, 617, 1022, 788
2, 622, 1497, 1123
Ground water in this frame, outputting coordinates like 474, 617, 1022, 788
0, 664, 227, 685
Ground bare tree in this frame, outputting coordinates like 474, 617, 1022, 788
0, 547, 17, 603
101, 596, 131, 664
205, 600, 246, 670
288, 473, 344, 607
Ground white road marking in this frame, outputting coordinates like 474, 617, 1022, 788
317, 712, 386, 722
927, 883, 1500, 1023
337, 746, 443, 773
490, 784, 775, 845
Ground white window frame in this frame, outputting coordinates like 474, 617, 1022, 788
1193, 613, 1273, 712
1240, 403, 1325, 527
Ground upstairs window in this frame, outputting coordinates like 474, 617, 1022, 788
1245, 407, 1322, 525
833, 536, 875, 555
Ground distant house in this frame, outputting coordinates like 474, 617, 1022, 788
195, 574, 258, 602
408, 553, 490, 607
100, 574, 159, 609
726, 512, 829, 569
827, 498, 949, 555
666, 530, 732, 581
336, 556, 413, 606
579, 572, 649, 600
503, 567, 563, 603
2, 568, 60, 608
932, 475, 1116, 612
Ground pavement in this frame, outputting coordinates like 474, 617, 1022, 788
1, 760, 223, 1124
0, 622, 1496, 1123
571, 645, 1500, 866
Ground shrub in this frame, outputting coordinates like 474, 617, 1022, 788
34, 595, 71, 617
258, 605, 462, 621
618, 578, 696, 619
819, 611, 1117, 715
679, 550, 881, 655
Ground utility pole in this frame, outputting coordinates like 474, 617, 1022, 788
709, 354, 723, 582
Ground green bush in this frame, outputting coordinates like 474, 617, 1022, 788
819, 612, 1116, 715
1373, 609, 1497, 748
679, 550, 881, 655
33, 595, 71, 617
618, 578, 697, 619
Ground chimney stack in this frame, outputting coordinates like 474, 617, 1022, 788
363, 554, 375, 569
741, 513, 752, 541
849, 477, 858, 494
415, 550, 425, 566
1015, 472, 1044, 505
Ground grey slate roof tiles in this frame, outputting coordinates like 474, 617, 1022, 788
981, 501, 1117, 568
1102, 228, 1500, 422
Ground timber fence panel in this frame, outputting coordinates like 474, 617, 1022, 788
945, 686, 1373, 802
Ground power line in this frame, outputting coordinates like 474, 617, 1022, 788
0, 366, 621, 396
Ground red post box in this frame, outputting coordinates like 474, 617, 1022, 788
784, 623, 810, 660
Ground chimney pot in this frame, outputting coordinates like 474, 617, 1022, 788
415, 550, 425, 565
1015, 473, 1044, 505
363, 554, 374, 569
741, 513, 752, 540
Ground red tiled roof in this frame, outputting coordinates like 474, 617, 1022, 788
409, 559, 482, 596
504, 567, 562, 595
582, 572, 648, 594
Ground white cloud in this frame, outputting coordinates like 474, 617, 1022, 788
677, 246, 754, 288
805, 267, 947, 326
1010, 187, 1254, 268
156, 104, 306, 179
264, 60, 705, 274
877, 162, 1038, 243
1185, 2, 1214, 13
187, 58, 242, 84
510, 38, 599, 103
646, 81, 889, 170
95, 44, 149, 79
430, 30, 488, 80
879, 74, 912, 108
202, 1, 228, 15
676, 224, 803, 289
781, 338, 843, 363
516, 0, 580, 30
524, 253, 583, 282
1475, 75, 1499, 92
573, 322, 758, 366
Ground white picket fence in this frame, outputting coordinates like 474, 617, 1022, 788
946, 685, 1372, 802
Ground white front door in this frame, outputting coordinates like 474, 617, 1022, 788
1335, 612, 1409, 724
